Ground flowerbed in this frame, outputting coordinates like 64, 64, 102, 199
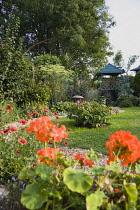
1, 104, 140, 209
17, 117, 140, 210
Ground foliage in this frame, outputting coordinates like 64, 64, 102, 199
1, 0, 115, 74
84, 89, 99, 102
0, 123, 42, 182
17, 117, 140, 210
113, 50, 139, 73
0, 14, 33, 104
112, 51, 139, 99
133, 71, 140, 96
51, 101, 75, 113
0, 101, 26, 127
16, 84, 51, 106
33, 54, 62, 66
67, 101, 111, 127
115, 96, 140, 108
113, 50, 125, 69
117, 75, 134, 98
39, 64, 73, 105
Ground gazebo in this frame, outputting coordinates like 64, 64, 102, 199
130, 65, 140, 74
97, 63, 124, 101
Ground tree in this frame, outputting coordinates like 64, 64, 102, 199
112, 50, 125, 69
0, 14, 32, 102
112, 50, 139, 97
1, 0, 115, 75
113, 50, 139, 73
39, 64, 73, 105
133, 71, 140, 96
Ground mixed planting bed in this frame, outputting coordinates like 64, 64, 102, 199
0, 101, 140, 210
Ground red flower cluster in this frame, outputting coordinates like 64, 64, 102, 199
74, 153, 94, 168
26, 116, 68, 143
0, 126, 18, 134
106, 130, 140, 166
36, 147, 61, 164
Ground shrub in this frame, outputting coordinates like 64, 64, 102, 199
116, 96, 140, 108
67, 101, 111, 127
15, 85, 50, 106
51, 101, 75, 113
118, 97, 133, 108
133, 70, 140, 96
84, 89, 99, 102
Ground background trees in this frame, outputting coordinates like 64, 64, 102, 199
1, 0, 114, 75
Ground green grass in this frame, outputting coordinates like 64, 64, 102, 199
54, 107, 140, 154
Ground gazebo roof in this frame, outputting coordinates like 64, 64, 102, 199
97, 63, 124, 76
130, 65, 140, 73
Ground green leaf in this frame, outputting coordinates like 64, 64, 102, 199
124, 182, 138, 202
21, 183, 48, 210
18, 167, 36, 180
86, 191, 106, 210
63, 167, 93, 193
135, 163, 140, 174
36, 163, 53, 180
90, 166, 105, 176
105, 161, 122, 173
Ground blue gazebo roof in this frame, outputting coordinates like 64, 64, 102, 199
97, 63, 124, 75
130, 65, 140, 73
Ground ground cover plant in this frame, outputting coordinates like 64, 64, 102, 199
0, 104, 140, 209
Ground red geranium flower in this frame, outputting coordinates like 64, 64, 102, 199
16, 150, 21, 153
9, 126, 18, 132
6, 105, 13, 110
53, 112, 58, 115
0, 128, 10, 134
33, 112, 38, 116
19, 119, 28, 125
18, 138, 27, 145
43, 110, 49, 113
55, 116, 60, 119
106, 130, 140, 166
114, 189, 121, 193
74, 153, 94, 168
64, 141, 68, 146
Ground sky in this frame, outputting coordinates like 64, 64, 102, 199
106, 0, 140, 74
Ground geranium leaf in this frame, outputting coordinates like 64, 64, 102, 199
18, 166, 36, 180
135, 163, 140, 174
86, 191, 106, 210
105, 161, 122, 173
36, 163, 52, 180
124, 183, 138, 202
63, 167, 93, 193
90, 166, 105, 176
21, 183, 48, 209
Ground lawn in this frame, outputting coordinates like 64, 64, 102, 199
55, 107, 140, 154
